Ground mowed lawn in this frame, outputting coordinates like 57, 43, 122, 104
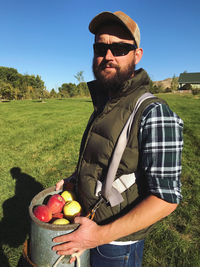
0, 94, 199, 267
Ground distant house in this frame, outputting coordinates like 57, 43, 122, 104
178, 72, 200, 89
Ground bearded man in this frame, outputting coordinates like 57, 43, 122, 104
53, 11, 183, 267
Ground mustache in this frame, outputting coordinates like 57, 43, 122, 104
99, 61, 119, 70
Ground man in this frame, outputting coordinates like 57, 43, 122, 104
53, 11, 183, 267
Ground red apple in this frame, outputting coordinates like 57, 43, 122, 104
52, 212, 64, 219
47, 194, 65, 214
33, 205, 52, 222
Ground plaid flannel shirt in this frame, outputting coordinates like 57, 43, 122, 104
139, 102, 183, 203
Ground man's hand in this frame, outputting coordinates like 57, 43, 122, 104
52, 195, 177, 263
55, 173, 76, 191
52, 216, 104, 255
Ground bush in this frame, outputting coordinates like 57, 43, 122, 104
0, 81, 15, 100
180, 84, 192, 90
191, 87, 200, 95
165, 87, 172, 93
77, 82, 90, 96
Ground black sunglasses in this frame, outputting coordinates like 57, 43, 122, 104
93, 42, 137, 57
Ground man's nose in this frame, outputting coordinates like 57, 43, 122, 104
104, 49, 115, 60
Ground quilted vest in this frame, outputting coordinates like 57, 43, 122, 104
76, 69, 166, 241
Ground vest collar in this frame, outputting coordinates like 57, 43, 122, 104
87, 68, 150, 112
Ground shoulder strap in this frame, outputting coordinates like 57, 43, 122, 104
101, 92, 155, 207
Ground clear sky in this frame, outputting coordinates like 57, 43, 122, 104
1, 0, 199, 91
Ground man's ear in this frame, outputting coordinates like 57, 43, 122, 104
134, 48, 143, 65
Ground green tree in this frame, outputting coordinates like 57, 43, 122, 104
50, 89, 58, 98
150, 85, 161, 94
42, 89, 50, 99
0, 67, 19, 84
18, 75, 28, 98
58, 83, 78, 97
77, 82, 89, 96
171, 75, 179, 91
74, 71, 85, 83
25, 74, 45, 99
0, 66, 47, 100
149, 79, 154, 93
0, 81, 15, 100
149, 79, 163, 94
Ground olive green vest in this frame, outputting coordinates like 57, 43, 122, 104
76, 69, 166, 241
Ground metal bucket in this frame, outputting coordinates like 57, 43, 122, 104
29, 186, 90, 267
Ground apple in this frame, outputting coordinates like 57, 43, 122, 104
33, 205, 52, 222
52, 218, 70, 225
47, 194, 65, 214
61, 190, 75, 202
52, 212, 64, 219
63, 200, 81, 221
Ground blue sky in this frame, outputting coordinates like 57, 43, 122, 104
1, 0, 199, 91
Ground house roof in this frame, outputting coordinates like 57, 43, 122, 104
178, 72, 200, 84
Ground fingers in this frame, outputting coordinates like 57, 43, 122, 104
53, 232, 73, 243
53, 240, 83, 257
52, 216, 98, 256
69, 256, 77, 264
53, 241, 76, 254
52, 216, 88, 244
70, 250, 84, 264
55, 246, 78, 255
55, 178, 74, 191
55, 179, 64, 191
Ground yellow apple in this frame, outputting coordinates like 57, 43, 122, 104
63, 200, 81, 221
61, 190, 75, 202
52, 218, 70, 225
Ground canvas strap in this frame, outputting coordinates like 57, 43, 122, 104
95, 92, 155, 207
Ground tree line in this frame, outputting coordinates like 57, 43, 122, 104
2, 66, 196, 101
0, 67, 89, 100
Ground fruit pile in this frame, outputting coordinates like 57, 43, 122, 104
33, 190, 81, 225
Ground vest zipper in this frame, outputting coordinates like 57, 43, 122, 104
76, 112, 96, 176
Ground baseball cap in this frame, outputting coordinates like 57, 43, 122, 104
89, 11, 140, 48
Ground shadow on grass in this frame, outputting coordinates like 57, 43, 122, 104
83, 100, 92, 103
0, 167, 44, 267
56, 98, 92, 102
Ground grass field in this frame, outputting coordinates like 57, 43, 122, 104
0, 94, 199, 267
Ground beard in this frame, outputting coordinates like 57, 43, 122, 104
92, 58, 135, 93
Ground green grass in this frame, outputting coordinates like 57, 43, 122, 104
0, 94, 199, 267
0, 98, 93, 267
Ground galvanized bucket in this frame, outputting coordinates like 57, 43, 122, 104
29, 186, 90, 267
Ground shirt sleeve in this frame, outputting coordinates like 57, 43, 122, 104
138, 102, 184, 203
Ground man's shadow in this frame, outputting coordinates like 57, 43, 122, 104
0, 167, 44, 267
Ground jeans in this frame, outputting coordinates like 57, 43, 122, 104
90, 240, 144, 267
